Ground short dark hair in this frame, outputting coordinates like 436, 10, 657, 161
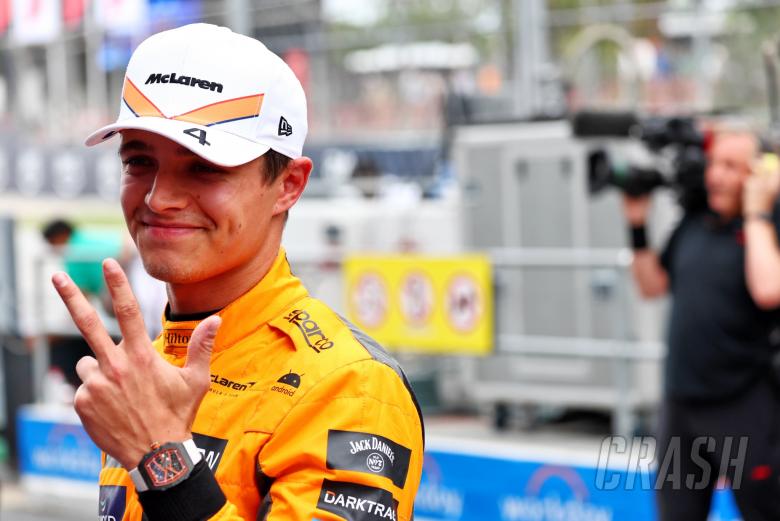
262, 149, 292, 184
42, 219, 74, 243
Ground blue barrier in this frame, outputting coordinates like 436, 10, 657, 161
16, 405, 101, 483
14, 407, 745, 520
414, 438, 742, 521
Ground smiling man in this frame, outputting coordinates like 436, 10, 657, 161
52, 23, 424, 521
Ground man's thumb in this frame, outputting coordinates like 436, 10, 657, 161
185, 315, 221, 376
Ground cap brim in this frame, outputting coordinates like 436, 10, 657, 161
84, 117, 271, 167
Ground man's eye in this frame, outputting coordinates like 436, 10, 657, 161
121, 156, 154, 168
192, 162, 224, 174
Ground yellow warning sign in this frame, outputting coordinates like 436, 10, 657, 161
344, 255, 493, 355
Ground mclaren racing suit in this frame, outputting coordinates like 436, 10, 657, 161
98, 248, 425, 521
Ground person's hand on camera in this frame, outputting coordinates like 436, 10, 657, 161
623, 195, 652, 226
744, 158, 780, 218
51, 258, 221, 469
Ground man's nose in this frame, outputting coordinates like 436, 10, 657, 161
144, 172, 187, 211
706, 164, 724, 183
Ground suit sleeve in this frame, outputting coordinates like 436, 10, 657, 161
251, 359, 424, 521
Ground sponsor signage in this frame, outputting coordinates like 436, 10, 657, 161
192, 432, 228, 472
414, 443, 741, 521
17, 405, 101, 483
99, 485, 126, 521
318, 479, 399, 521
327, 430, 412, 488
284, 309, 334, 353
344, 255, 492, 355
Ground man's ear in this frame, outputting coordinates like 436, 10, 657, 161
273, 157, 313, 216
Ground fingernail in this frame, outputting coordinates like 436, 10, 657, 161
103, 258, 119, 274
207, 316, 222, 337
52, 272, 68, 288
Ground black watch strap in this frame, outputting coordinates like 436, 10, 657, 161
745, 212, 773, 223
138, 459, 227, 521
629, 224, 649, 250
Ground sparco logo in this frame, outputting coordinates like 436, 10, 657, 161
145, 72, 223, 93
284, 310, 334, 352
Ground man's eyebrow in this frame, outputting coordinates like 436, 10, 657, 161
119, 139, 197, 156
118, 140, 151, 155
118, 139, 205, 160
175, 146, 200, 158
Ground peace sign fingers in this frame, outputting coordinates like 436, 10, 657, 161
51, 272, 116, 366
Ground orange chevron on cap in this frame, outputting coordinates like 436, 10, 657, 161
122, 78, 264, 126
123, 78, 165, 118
173, 94, 264, 126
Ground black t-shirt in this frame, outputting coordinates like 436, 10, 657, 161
660, 210, 780, 401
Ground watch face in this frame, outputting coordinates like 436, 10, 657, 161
144, 446, 189, 488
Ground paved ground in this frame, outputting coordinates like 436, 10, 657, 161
0, 481, 95, 520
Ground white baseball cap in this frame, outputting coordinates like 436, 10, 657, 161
85, 23, 307, 166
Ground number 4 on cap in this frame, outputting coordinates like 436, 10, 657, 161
183, 128, 211, 146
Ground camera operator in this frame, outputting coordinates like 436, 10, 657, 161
624, 129, 780, 521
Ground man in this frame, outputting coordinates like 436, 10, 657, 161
624, 129, 780, 520
52, 24, 424, 521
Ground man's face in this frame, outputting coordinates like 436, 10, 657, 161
118, 130, 281, 285
705, 133, 757, 219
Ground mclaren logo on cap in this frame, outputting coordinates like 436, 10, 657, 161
278, 116, 293, 136
145, 72, 223, 93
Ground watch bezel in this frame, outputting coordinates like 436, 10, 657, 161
130, 439, 202, 492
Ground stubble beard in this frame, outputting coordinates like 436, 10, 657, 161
140, 251, 210, 285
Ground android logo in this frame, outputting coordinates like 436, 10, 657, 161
277, 371, 302, 388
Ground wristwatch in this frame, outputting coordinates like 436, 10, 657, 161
745, 212, 773, 223
129, 439, 202, 492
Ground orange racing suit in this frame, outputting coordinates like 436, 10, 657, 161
97, 248, 424, 520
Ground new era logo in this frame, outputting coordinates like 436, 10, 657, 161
278, 116, 293, 136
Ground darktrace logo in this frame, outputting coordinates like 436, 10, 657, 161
317, 479, 398, 521
145, 72, 223, 92
271, 370, 303, 397
284, 309, 334, 353
278, 116, 293, 136
327, 430, 412, 488
211, 373, 256, 392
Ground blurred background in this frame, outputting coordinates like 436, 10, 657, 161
1, 0, 779, 519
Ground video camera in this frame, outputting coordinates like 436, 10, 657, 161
572, 111, 709, 213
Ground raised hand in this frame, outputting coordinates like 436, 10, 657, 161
622, 195, 652, 226
744, 158, 780, 218
52, 258, 221, 469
